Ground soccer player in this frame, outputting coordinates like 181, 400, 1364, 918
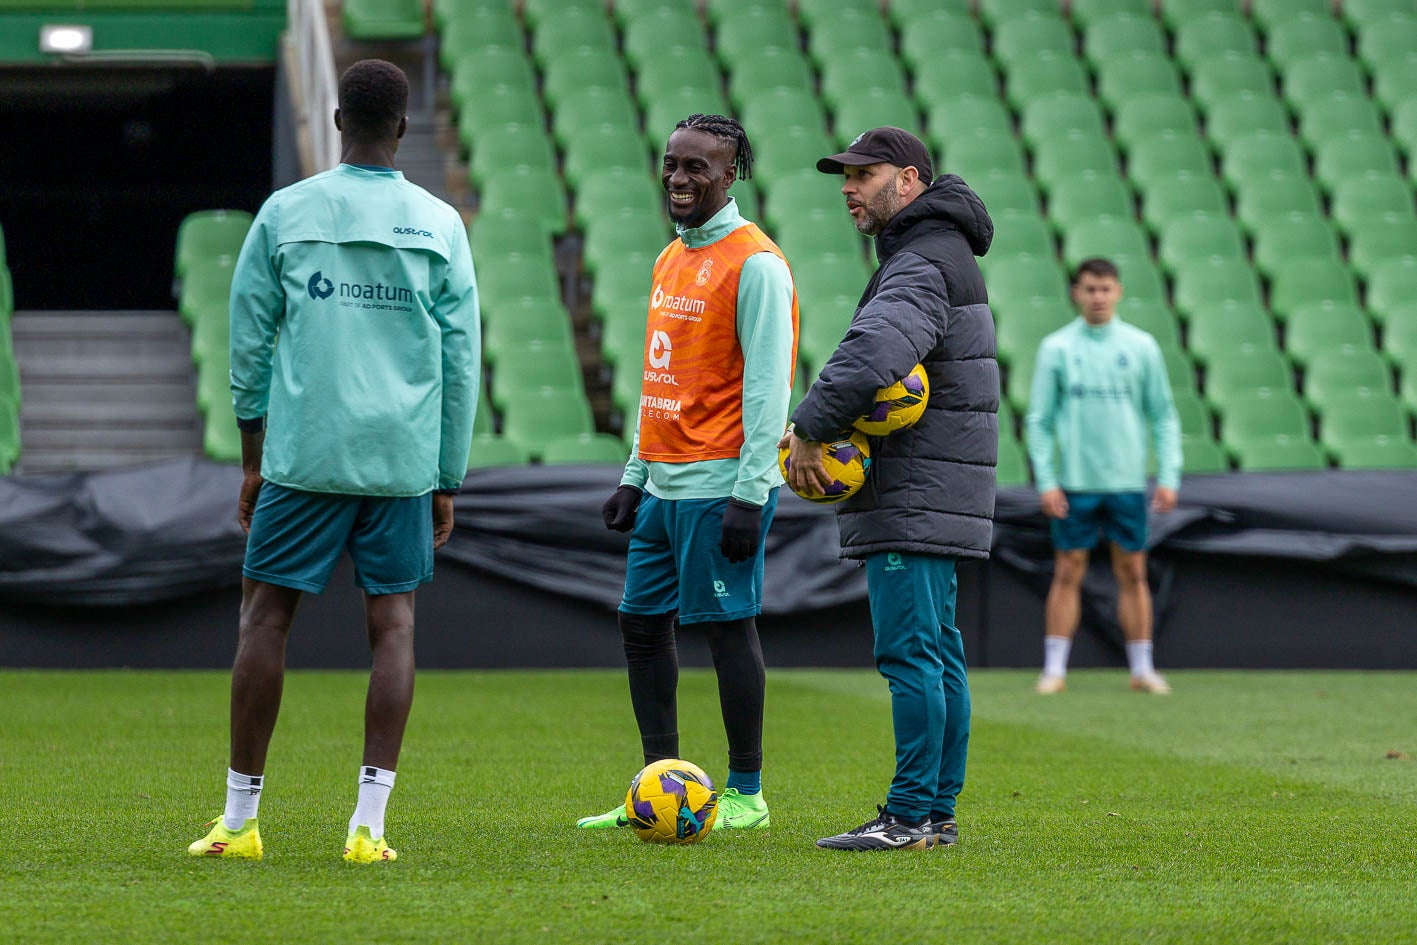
781, 128, 998, 851
187, 59, 479, 863
576, 114, 798, 831
1026, 257, 1181, 695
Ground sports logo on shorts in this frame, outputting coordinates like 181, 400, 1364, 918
696, 258, 714, 286
649, 330, 672, 369
307, 271, 334, 300
713, 580, 729, 598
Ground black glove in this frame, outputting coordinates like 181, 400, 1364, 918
602, 485, 642, 532
719, 498, 764, 563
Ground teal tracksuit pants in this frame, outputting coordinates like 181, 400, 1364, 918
866, 551, 971, 822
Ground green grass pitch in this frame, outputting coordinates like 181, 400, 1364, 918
4, 668, 1416, 944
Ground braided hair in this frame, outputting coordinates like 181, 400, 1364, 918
674, 113, 755, 180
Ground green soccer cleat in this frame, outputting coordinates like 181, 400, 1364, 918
343, 825, 397, 863
188, 817, 263, 860
575, 805, 630, 829
715, 788, 770, 829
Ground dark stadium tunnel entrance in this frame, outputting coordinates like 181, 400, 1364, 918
0, 66, 275, 310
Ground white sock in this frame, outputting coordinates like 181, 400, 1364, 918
1043, 636, 1072, 678
350, 766, 396, 839
1126, 640, 1155, 678
223, 769, 263, 830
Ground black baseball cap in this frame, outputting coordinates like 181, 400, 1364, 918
816, 126, 934, 180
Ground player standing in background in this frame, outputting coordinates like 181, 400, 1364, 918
187, 59, 479, 862
1026, 257, 1180, 696
781, 127, 997, 851
577, 115, 798, 832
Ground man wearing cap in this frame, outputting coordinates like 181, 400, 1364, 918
781, 127, 998, 851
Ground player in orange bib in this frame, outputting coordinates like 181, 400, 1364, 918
577, 115, 799, 831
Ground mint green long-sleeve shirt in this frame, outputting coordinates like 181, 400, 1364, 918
229, 164, 480, 496
619, 198, 796, 507
1025, 317, 1181, 493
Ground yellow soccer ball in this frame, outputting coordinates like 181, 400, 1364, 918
778, 429, 872, 504
853, 363, 929, 436
625, 759, 719, 844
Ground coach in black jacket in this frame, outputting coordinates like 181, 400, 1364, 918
782, 127, 998, 852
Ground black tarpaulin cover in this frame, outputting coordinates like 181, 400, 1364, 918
1, 459, 1414, 608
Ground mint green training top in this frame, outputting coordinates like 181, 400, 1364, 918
1025, 317, 1181, 494
229, 164, 480, 496
619, 198, 796, 508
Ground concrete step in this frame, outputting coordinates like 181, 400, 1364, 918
16, 353, 193, 382
18, 445, 203, 474
19, 425, 201, 450
21, 397, 198, 427
11, 311, 185, 341
18, 379, 195, 405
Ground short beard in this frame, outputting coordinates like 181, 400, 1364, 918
854, 178, 903, 236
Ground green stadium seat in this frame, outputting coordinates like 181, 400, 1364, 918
1112, 95, 1199, 155
1316, 390, 1409, 447
477, 252, 561, 313
575, 169, 663, 229
1170, 388, 1213, 437
982, 256, 1070, 317
1187, 303, 1278, 364
612, 0, 695, 24
622, 10, 707, 70
1329, 174, 1417, 235
1356, 15, 1417, 73
995, 301, 1073, 366
489, 341, 584, 414
550, 89, 639, 147
1070, 0, 1151, 27
1190, 54, 1277, 114
1160, 0, 1241, 30
1365, 258, 1417, 325
978, 0, 1057, 27
945, 132, 1028, 181
1232, 434, 1327, 471
1270, 261, 1361, 324
1174, 14, 1258, 72
764, 172, 844, 227
1304, 347, 1394, 403
729, 180, 763, 223
439, 9, 523, 64
563, 127, 652, 191
344, 0, 425, 40
740, 88, 828, 138
1157, 213, 1246, 274
753, 125, 837, 186
925, 96, 1013, 144
775, 220, 862, 260
1204, 347, 1294, 403
177, 255, 236, 326
1220, 133, 1308, 190
1032, 134, 1120, 193
1116, 300, 1182, 347
889, 0, 971, 26
174, 210, 252, 278
1217, 389, 1312, 448
1021, 94, 1107, 146
998, 399, 1019, 440
727, 50, 816, 111
1234, 173, 1323, 233
1061, 217, 1150, 268
913, 52, 1003, 105
1402, 367, 1417, 418
1391, 99, 1417, 160
808, 10, 894, 66
995, 436, 1031, 487
541, 49, 630, 112
1095, 53, 1185, 110
1381, 306, 1417, 365
1113, 255, 1168, 302
464, 433, 529, 469
1249, 0, 1332, 32
1181, 433, 1229, 473
636, 55, 722, 107
1285, 303, 1375, 366
1004, 351, 1038, 412
1298, 93, 1386, 149
531, 8, 617, 64
1127, 132, 1214, 190
715, 7, 797, 63
483, 300, 575, 360
1343, 0, 1415, 29
1141, 174, 1230, 232
470, 213, 553, 262
1047, 173, 1134, 228
468, 125, 557, 189
1348, 218, 1417, 283
203, 410, 242, 464
1267, 14, 1350, 70
1314, 133, 1402, 192
524, 0, 604, 28
705, 0, 789, 26
541, 432, 630, 465
1373, 55, 1417, 115
1283, 55, 1368, 106
0, 357, 18, 414
899, 12, 984, 70
582, 207, 666, 269
455, 90, 542, 154
969, 172, 1042, 216
1005, 54, 1091, 109
1084, 14, 1166, 64
447, 43, 536, 100
985, 212, 1057, 260
992, 14, 1076, 65
820, 51, 909, 111
190, 301, 230, 369
1330, 436, 1417, 469
833, 94, 923, 148
1204, 94, 1291, 153
644, 90, 733, 143
479, 168, 568, 238
1250, 213, 1341, 278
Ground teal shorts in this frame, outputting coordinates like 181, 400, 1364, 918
620, 490, 779, 625
1050, 490, 1149, 553
243, 482, 434, 595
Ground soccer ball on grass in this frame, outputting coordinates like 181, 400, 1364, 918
625, 759, 718, 844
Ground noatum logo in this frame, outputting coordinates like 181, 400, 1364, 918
307, 270, 414, 304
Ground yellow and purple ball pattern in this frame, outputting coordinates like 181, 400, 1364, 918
624, 758, 719, 844
853, 363, 929, 436
778, 430, 872, 504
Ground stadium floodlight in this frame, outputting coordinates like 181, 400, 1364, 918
39, 24, 92, 55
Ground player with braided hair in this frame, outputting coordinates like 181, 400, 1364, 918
576, 115, 799, 832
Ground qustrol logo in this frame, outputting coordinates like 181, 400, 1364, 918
393, 226, 433, 238
648, 330, 672, 369
307, 271, 334, 300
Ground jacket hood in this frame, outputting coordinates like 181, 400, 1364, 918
876, 174, 994, 262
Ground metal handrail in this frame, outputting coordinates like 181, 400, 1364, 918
286, 0, 340, 174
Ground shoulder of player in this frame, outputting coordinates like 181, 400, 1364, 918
1114, 320, 1164, 352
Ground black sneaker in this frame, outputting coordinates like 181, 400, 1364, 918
926, 816, 958, 846
815, 806, 936, 851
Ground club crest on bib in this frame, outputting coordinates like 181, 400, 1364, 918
696, 258, 714, 286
